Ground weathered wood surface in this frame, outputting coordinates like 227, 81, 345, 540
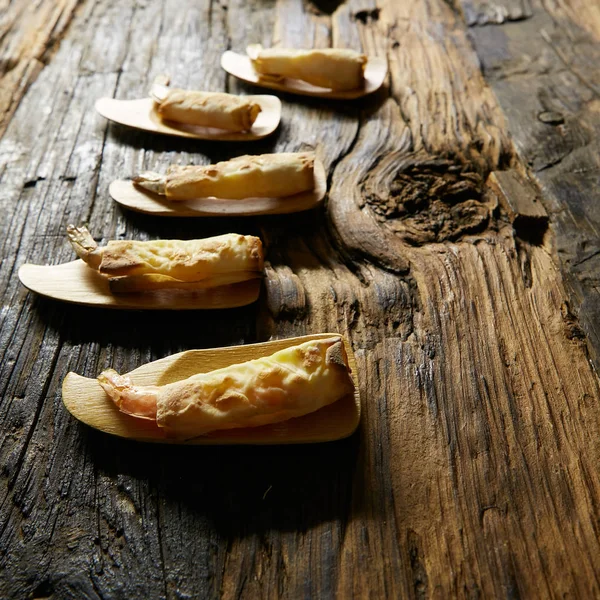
0, 0, 81, 136
1, 0, 600, 598
464, 0, 600, 370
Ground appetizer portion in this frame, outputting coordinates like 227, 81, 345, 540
67, 226, 263, 293
151, 78, 262, 132
97, 336, 355, 438
134, 152, 315, 200
247, 44, 367, 91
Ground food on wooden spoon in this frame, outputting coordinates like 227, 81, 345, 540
66, 226, 263, 293
151, 76, 261, 132
133, 152, 315, 200
97, 336, 355, 439
247, 44, 367, 91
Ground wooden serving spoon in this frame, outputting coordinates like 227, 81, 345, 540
62, 334, 361, 445
220, 50, 388, 100
18, 260, 261, 309
109, 158, 327, 217
95, 93, 281, 141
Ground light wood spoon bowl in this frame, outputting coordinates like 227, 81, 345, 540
18, 260, 261, 309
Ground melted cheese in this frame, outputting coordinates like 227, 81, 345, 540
99, 233, 263, 280
164, 152, 315, 200
249, 46, 367, 91
156, 89, 261, 131
156, 337, 354, 437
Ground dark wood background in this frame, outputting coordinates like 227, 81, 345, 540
2, 0, 600, 597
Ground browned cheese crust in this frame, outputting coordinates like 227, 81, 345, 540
154, 336, 355, 438
156, 89, 261, 131
98, 234, 264, 280
250, 47, 367, 91
164, 152, 315, 200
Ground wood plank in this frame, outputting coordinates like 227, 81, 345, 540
464, 0, 600, 369
0, 0, 81, 136
1, 0, 600, 597
325, 2, 600, 596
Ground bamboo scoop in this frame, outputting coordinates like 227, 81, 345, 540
62, 334, 361, 445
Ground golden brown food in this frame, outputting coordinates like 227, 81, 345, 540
66, 226, 263, 293
98, 336, 355, 438
247, 44, 367, 91
134, 152, 315, 200
153, 87, 261, 132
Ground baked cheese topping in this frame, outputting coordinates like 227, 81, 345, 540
67, 227, 263, 292
134, 152, 315, 200
155, 89, 261, 132
248, 45, 367, 91
98, 337, 355, 438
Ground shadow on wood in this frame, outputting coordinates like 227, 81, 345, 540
82, 426, 362, 534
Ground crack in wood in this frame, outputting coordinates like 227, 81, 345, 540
561, 301, 587, 343
353, 7, 381, 24
23, 176, 46, 189
304, 0, 346, 16
407, 529, 429, 600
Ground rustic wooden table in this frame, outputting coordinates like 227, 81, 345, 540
2, 0, 600, 597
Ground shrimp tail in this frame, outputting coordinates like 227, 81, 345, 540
246, 44, 263, 61
150, 74, 171, 103
66, 225, 102, 270
133, 171, 167, 196
98, 369, 158, 420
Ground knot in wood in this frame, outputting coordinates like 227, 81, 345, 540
361, 156, 490, 245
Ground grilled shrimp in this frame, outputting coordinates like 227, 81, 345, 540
66, 225, 102, 270
98, 369, 158, 420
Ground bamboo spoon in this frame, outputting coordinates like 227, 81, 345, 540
220, 49, 387, 100
18, 260, 261, 309
95, 83, 281, 141
62, 334, 361, 445
109, 158, 327, 217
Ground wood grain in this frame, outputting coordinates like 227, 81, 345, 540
0, 0, 82, 136
463, 0, 600, 371
1, 0, 600, 598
